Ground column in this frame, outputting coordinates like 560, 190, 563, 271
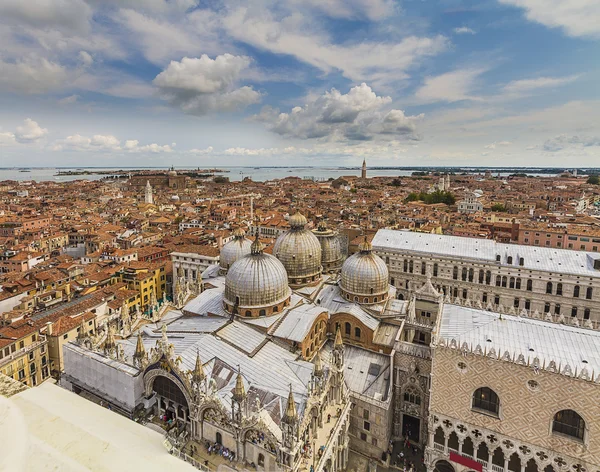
504, 458, 509, 472
444, 435, 448, 453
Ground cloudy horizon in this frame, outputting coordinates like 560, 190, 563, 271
0, 0, 599, 167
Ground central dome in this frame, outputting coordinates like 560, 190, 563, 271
224, 235, 291, 317
312, 220, 343, 273
274, 211, 322, 287
340, 237, 389, 304
220, 227, 252, 274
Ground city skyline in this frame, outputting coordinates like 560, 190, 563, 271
0, 0, 599, 167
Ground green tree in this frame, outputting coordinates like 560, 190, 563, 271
587, 175, 600, 185
213, 176, 229, 183
491, 203, 507, 212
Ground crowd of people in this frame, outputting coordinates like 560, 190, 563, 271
205, 440, 236, 462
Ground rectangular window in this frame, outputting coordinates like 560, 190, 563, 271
63, 334, 68, 340
364, 421, 371, 431
360, 432, 367, 441
363, 410, 369, 420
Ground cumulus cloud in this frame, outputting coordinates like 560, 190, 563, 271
189, 146, 214, 155
254, 83, 422, 141
498, 0, 600, 38
14, 119, 48, 143
414, 68, 486, 104
542, 134, 600, 152
502, 75, 579, 94
0, 132, 17, 146
484, 141, 512, 149
153, 54, 262, 115
454, 27, 476, 34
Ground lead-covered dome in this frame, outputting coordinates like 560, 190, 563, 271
340, 237, 389, 304
312, 220, 343, 273
274, 211, 322, 287
224, 235, 291, 317
220, 227, 252, 274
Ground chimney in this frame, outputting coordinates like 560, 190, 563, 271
46, 321, 53, 336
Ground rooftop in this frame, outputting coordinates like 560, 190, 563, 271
373, 229, 600, 277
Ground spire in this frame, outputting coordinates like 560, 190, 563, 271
133, 332, 146, 362
334, 325, 343, 347
192, 349, 205, 384
288, 210, 308, 230
104, 326, 115, 353
233, 369, 246, 402
76, 317, 86, 343
283, 384, 298, 423
313, 350, 323, 377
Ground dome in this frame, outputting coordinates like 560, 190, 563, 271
312, 221, 343, 273
219, 228, 252, 272
168, 166, 177, 176
224, 235, 291, 317
340, 238, 389, 304
274, 211, 322, 287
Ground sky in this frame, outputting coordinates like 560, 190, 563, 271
0, 0, 599, 168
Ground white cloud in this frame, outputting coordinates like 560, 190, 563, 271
78, 50, 93, 66
542, 134, 600, 152
294, 0, 395, 21
0, 132, 16, 146
15, 119, 48, 143
0, 56, 69, 94
502, 75, 579, 95
115, 8, 223, 65
53, 134, 174, 153
484, 141, 512, 149
254, 83, 423, 141
0, 0, 92, 36
153, 55, 262, 115
223, 7, 447, 85
454, 27, 476, 34
499, 0, 600, 38
414, 68, 487, 104
189, 146, 214, 155
58, 94, 79, 105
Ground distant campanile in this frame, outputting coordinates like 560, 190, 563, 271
361, 159, 367, 179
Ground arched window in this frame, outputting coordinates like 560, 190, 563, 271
259, 309, 266, 317
584, 308, 591, 320
574, 285, 580, 298
486, 270, 491, 285
273, 306, 279, 313
516, 278, 522, 290
586, 287, 593, 300
496, 275, 501, 287
433, 263, 439, 277
409, 260, 414, 273
390, 277, 395, 286
507, 256, 513, 264
546, 282, 553, 294
403, 388, 421, 405
421, 262, 426, 275
479, 269, 484, 284
556, 283, 563, 296
354, 327, 361, 338
258, 453, 265, 467
553, 410, 585, 440
216, 432, 222, 444
453, 266, 458, 280
403, 259, 408, 272
462, 267, 467, 281
468, 268, 474, 282
345, 322, 351, 335
519, 257, 524, 266
501, 276, 507, 288
509, 277, 515, 289
527, 279, 533, 291
245, 310, 252, 317
472, 387, 500, 415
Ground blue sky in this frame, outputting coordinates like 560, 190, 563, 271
0, 0, 599, 167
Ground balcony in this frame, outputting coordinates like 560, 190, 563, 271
396, 341, 431, 359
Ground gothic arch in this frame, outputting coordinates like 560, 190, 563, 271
144, 368, 194, 411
